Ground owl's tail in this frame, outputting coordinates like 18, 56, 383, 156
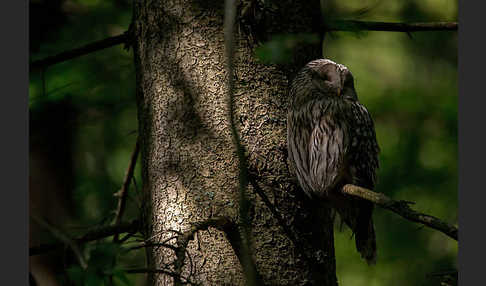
331, 193, 377, 264
355, 208, 377, 265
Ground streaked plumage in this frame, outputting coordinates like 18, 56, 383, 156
287, 59, 380, 264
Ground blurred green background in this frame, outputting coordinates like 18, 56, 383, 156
29, 0, 457, 285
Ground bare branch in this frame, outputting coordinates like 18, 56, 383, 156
165, 215, 264, 285
248, 176, 323, 267
125, 242, 178, 252
125, 268, 197, 285
341, 184, 458, 240
107, 138, 139, 286
30, 32, 129, 70
30, 220, 140, 256
31, 215, 87, 269
326, 20, 457, 32
133, 217, 235, 284
248, 175, 298, 245
173, 217, 233, 285
112, 137, 140, 241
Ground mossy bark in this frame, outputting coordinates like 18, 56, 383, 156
133, 1, 337, 285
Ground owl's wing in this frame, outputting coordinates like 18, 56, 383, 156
346, 101, 380, 189
340, 100, 379, 264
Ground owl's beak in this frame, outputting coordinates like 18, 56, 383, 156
337, 88, 341, 97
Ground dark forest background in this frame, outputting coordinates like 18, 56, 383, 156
29, 0, 457, 285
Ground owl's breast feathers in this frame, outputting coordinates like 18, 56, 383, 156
287, 96, 379, 197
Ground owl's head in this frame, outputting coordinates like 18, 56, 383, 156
290, 59, 358, 105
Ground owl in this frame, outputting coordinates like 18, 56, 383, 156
287, 59, 379, 264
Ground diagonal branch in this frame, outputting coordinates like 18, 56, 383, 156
341, 184, 458, 240
112, 137, 140, 241
248, 175, 298, 245
125, 268, 197, 285
248, 175, 324, 267
31, 215, 87, 269
326, 20, 457, 32
30, 32, 129, 70
30, 220, 140, 256
108, 137, 139, 286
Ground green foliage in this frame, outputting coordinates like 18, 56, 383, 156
255, 33, 320, 64
66, 243, 130, 286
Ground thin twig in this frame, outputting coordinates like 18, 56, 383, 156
125, 242, 178, 252
341, 184, 458, 240
326, 20, 457, 32
248, 175, 299, 245
248, 174, 341, 270
125, 268, 197, 285
30, 220, 140, 256
31, 215, 87, 269
173, 217, 233, 285
30, 32, 129, 70
108, 138, 139, 286
113, 137, 141, 241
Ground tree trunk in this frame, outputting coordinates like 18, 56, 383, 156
132, 0, 337, 285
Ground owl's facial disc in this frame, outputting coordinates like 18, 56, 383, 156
311, 64, 341, 96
